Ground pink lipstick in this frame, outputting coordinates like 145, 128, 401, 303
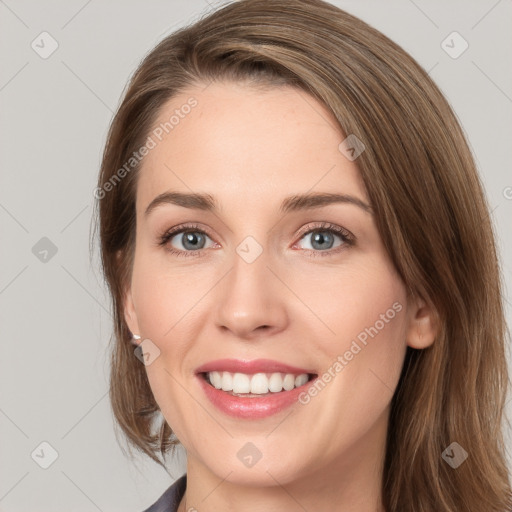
196, 359, 317, 419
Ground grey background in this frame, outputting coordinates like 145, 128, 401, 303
0, 0, 511, 510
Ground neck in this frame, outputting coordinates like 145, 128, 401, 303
177, 412, 388, 512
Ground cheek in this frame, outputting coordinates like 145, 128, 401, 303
300, 270, 408, 458
131, 253, 199, 342
129, 255, 212, 417
306, 257, 408, 410
294, 254, 407, 353
339, 269, 408, 383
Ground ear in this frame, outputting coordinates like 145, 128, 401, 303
405, 294, 438, 349
117, 247, 141, 346
123, 284, 142, 346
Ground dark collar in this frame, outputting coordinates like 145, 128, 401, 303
142, 474, 187, 512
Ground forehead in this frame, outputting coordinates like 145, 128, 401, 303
136, 81, 367, 214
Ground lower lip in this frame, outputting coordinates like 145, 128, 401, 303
197, 374, 315, 419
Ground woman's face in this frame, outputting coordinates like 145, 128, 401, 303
124, 80, 426, 488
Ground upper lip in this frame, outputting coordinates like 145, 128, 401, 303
195, 358, 316, 375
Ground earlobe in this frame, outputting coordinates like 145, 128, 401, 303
406, 297, 437, 349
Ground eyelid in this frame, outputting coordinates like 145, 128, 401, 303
294, 222, 353, 243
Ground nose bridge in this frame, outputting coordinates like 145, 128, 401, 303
213, 234, 288, 338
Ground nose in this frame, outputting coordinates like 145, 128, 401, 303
213, 246, 289, 341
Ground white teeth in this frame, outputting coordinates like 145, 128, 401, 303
295, 374, 308, 387
221, 372, 233, 391
283, 374, 295, 391
206, 371, 311, 394
232, 373, 251, 393
210, 371, 222, 389
268, 373, 283, 393
250, 373, 268, 394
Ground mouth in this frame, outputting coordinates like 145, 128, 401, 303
195, 359, 318, 418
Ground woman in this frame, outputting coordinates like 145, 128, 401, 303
93, 0, 512, 510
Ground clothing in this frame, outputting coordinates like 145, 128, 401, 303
142, 474, 187, 512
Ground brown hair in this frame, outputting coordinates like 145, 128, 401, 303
92, 0, 512, 509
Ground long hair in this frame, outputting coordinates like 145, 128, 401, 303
92, 1, 512, 509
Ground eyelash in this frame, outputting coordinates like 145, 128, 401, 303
157, 222, 355, 259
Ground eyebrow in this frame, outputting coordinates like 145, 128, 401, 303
144, 191, 372, 217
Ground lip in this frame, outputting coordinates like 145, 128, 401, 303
195, 359, 317, 419
195, 358, 315, 375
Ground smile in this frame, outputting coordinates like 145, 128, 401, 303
195, 359, 318, 418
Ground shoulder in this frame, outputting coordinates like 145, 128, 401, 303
141, 474, 187, 512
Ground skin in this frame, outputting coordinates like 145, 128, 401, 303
123, 81, 437, 512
